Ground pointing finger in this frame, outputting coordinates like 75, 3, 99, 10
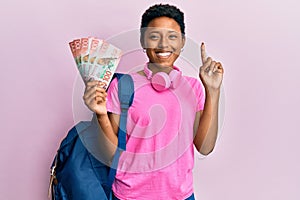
201, 57, 212, 70
201, 42, 207, 64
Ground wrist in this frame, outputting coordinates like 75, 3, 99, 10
96, 113, 108, 121
205, 88, 220, 101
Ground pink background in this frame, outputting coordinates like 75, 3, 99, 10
1, 0, 299, 199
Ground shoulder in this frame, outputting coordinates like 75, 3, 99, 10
182, 75, 203, 88
108, 72, 142, 93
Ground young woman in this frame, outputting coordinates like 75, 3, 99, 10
83, 4, 224, 200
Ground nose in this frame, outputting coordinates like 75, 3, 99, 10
158, 36, 168, 49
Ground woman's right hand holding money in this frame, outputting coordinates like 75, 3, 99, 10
83, 81, 108, 116
83, 81, 118, 159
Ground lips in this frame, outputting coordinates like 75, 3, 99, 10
156, 51, 172, 58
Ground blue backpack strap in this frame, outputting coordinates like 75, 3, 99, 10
107, 73, 134, 188
115, 73, 134, 150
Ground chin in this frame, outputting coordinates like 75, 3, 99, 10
151, 61, 174, 68
152, 57, 177, 68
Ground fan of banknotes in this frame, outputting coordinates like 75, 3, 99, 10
69, 37, 122, 89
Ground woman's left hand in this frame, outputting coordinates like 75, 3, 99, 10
199, 43, 224, 92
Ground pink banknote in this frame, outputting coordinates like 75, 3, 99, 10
69, 37, 122, 88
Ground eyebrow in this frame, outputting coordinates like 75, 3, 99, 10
148, 30, 179, 34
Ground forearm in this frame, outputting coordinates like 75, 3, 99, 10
95, 114, 118, 162
97, 114, 118, 146
194, 89, 220, 155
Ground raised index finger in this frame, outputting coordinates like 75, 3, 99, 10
201, 42, 207, 63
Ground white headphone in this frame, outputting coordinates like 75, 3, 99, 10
144, 64, 182, 92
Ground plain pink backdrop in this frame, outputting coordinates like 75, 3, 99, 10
1, 0, 299, 199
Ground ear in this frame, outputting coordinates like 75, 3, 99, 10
140, 36, 145, 49
140, 28, 146, 49
181, 34, 186, 49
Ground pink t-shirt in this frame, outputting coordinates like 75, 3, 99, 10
106, 71, 205, 200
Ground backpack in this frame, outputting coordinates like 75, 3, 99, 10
48, 73, 134, 200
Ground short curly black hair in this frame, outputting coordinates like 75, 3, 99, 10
140, 4, 185, 45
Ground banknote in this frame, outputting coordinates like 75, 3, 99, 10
89, 41, 122, 89
69, 39, 83, 74
69, 37, 122, 87
87, 38, 103, 79
80, 37, 89, 80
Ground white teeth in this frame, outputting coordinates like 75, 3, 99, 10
157, 52, 171, 57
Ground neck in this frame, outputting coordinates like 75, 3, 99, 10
148, 62, 173, 74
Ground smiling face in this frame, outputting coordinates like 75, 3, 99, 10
142, 16, 185, 68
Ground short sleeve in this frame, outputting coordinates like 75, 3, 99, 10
106, 77, 121, 114
196, 80, 205, 111
187, 77, 205, 111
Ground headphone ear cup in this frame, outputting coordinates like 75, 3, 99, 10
169, 70, 182, 89
151, 72, 171, 92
